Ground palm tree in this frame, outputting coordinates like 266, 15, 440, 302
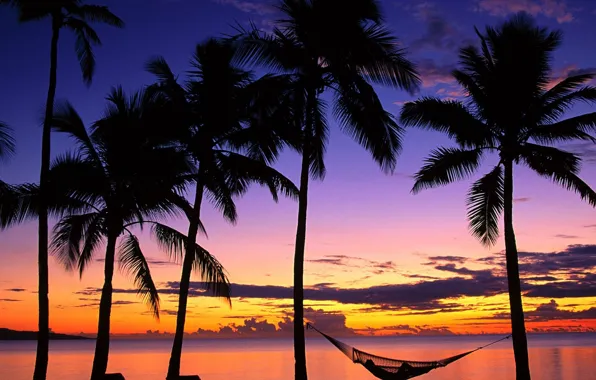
401, 14, 596, 380
48, 88, 231, 380
146, 38, 299, 380
0, 2, 123, 378
235, 1, 420, 378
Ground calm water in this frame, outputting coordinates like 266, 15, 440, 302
1, 334, 595, 379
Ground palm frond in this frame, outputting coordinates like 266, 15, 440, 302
412, 147, 484, 193
0, 121, 15, 161
308, 95, 328, 180
119, 234, 160, 319
145, 56, 177, 83
70, 4, 124, 27
50, 152, 106, 207
543, 73, 595, 102
231, 24, 303, 72
538, 87, 596, 123
400, 97, 496, 148
216, 151, 299, 202
50, 212, 100, 272
520, 144, 596, 206
52, 101, 102, 165
466, 165, 504, 246
202, 166, 238, 224
348, 23, 420, 92
334, 78, 402, 173
64, 17, 101, 85
77, 212, 105, 277
529, 113, 596, 144
149, 223, 231, 304
519, 143, 581, 174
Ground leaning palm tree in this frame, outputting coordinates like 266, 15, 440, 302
401, 14, 596, 380
0, 2, 123, 377
234, 1, 420, 378
48, 88, 231, 380
146, 38, 299, 380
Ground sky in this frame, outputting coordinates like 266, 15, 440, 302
0, 0, 596, 339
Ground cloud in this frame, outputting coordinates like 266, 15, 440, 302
493, 299, 596, 321
547, 64, 596, 89
473, 0, 575, 23
514, 197, 531, 203
554, 234, 580, 239
5, 288, 26, 292
585, 224, 596, 228
0, 298, 21, 302
409, 2, 474, 52
212, 0, 275, 15
416, 59, 457, 88
307, 254, 398, 275
565, 142, 596, 164
426, 256, 469, 264
75, 244, 596, 314
195, 308, 355, 338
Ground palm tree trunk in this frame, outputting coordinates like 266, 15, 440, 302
293, 147, 310, 380
90, 230, 118, 380
167, 182, 205, 380
33, 20, 60, 380
503, 161, 531, 380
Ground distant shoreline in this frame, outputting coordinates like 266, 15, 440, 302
0, 328, 91, 341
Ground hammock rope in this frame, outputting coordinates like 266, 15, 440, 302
306, 323, 511, 380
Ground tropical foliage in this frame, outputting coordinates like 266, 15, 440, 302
146, 37, 298, 379
233, 0, 420, 378
47, 89, 231, 379
0, 1, 124, 378
401, 14, 596, 380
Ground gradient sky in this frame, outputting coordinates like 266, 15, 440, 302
1, 0, 595, 338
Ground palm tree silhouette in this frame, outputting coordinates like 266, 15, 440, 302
401, 14, 596, 380
146, 38, 299, 380
48, 88, 230, 380
235, 1, 419, 378
0, 2, 122, 378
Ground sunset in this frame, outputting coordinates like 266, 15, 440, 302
0, 0, 595, 379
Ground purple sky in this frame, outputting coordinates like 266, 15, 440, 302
0, 0, 595, 335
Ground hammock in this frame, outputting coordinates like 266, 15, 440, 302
306, 323, 511, 380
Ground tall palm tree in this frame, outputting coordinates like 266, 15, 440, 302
146, 38, 299, 380
235, 1, 420, 378
48, 88, 231, 380
0, 2, 123, 378
401, 14, 596, 380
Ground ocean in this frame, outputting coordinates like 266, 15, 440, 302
1, 334, 595, 379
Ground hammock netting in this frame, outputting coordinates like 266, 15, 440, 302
306, 323, 510, 380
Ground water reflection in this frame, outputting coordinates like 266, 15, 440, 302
0, 336, 595, 380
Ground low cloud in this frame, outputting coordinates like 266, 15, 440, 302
554, 234, 580, 239
408, 2, 474, 53
514, 197, 531, 203
0, 298, 21, 302
493, 299, 596, 322
5, 288, 26, 292
212, 0, 275, 15
473, 0, 575, 23
307, 254, 398, 275
416, 59, 457, 88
